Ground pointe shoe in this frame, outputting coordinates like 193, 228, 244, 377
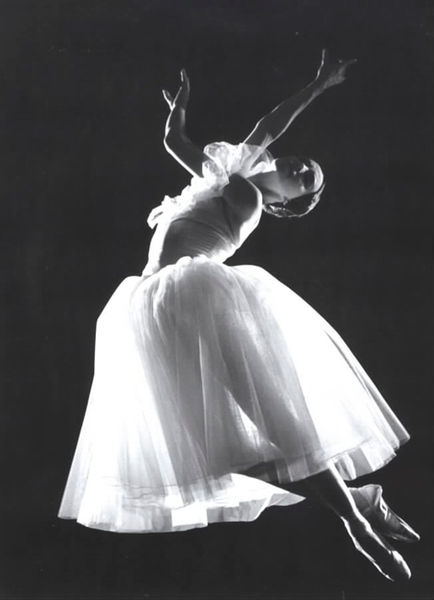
344, 517, 412, 582
351, 485, 420, 543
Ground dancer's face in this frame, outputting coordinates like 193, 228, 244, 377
266, 156, 324, 203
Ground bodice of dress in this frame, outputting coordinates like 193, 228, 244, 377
144, 194, 255, 274
143, 142, 275, 276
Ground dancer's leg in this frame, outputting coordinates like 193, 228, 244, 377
280, 464, 411, 581
219, 330, 414, 580
284, 464, 359, 519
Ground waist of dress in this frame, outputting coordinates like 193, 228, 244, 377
161, 220, 235, 262
158, 247, 231, 269
142, 253, 226, 277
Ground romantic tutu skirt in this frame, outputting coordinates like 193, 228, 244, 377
58, 257, 409, 532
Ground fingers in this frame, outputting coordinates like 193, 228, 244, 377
162, 68, 190, 109
180, 68, 191, 95
338, 57, 357, 68
175, 68, 190, 106
162, 89, 174, 107
321, 48, 357, 69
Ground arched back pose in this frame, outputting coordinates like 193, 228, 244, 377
58, 51, 419, 582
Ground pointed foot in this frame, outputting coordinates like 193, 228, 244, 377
344, 516, 412, 582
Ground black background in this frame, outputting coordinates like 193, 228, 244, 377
0, 1, 432, 599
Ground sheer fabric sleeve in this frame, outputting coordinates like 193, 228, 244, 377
202, 142, 275, 186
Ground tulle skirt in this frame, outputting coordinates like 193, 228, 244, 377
58, 257, 409, 533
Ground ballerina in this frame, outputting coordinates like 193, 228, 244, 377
58, 50, 419, 582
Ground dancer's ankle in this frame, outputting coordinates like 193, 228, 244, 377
342, 509, 371, 534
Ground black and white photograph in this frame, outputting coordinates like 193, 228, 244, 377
0, 1, 432, 599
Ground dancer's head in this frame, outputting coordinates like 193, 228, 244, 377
259, 156, 325, 218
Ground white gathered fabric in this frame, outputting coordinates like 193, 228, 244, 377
58, 143, 409, 533
146, 141, 275, 229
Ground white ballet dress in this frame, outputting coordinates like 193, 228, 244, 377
58, 142, 410, 533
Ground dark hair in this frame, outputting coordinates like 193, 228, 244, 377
262, 182, 325, 218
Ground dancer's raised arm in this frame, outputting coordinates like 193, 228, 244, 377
162, 69, 206, 178
244, 49, 356, 148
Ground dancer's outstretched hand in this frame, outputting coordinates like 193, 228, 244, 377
162, 68, 191, 111
315, 49, 357, 89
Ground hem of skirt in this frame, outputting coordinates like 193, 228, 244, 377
57, 435, 409, 534
58, 515, 211, 534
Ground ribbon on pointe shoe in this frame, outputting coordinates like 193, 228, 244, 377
350, 485, 420, 543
